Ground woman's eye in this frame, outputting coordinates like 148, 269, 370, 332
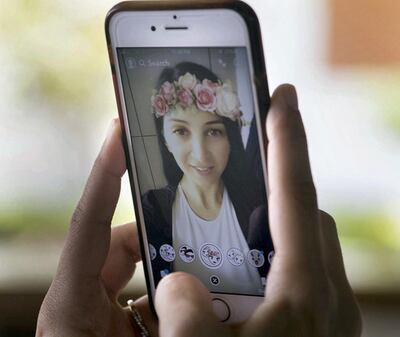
207, 128, 224, 137
173, 128, 188, 136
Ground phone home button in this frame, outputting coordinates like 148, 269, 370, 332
212, 298, 231, 322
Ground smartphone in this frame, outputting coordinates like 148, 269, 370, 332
105, 0, 273, 323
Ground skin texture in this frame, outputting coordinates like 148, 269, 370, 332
36, 84, 362, 337
163, 110, 230, 220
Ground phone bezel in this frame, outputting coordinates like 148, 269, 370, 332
105, 1, 271, 323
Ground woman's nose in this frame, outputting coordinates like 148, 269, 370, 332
190, 135, 208, 162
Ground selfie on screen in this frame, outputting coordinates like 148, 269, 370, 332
118, 47, 274, 296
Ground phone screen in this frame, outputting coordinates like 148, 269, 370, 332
117, 47, 273, 296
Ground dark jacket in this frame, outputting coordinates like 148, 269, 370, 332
142, 184, 273, 287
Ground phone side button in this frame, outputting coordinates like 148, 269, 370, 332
212, 298, 231, 322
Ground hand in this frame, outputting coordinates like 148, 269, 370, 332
36, 120, 158, 337
154, 85, 362, 337
36, 85, 362, 337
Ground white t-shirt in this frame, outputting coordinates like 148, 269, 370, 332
172, 184, 263, 295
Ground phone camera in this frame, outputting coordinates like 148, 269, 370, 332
151, 26, 156, 31
173, 15, 177, 20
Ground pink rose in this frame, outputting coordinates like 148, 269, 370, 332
177, 88, 194, 108
194, 83, 217, 112
202, 79, 219, 93
151, 94, 169, 117
159, 81, 176, 104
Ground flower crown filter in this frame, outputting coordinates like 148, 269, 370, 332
151, 72, 244, 123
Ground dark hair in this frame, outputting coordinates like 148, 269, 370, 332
155, 62, 263, 208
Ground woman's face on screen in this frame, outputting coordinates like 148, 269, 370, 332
163, 110, 230, 186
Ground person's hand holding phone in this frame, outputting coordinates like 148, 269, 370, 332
35, 120, 159, 337
154, 85, 362, 337
36, 85, 361, 337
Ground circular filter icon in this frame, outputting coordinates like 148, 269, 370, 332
199, 243, 223, 269
149, 244, 157, 261
247, 249, 265, 268
159, 244, 176, 262
227, 248, 244, 266
179, 244, 195, 263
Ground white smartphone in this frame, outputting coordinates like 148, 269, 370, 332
106, 0, 273, 323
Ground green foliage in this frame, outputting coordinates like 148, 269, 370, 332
0, 207, 72, 238
0, 204, 134, 238
335, 210, 400, 251
0, 0, 113, 112
381, 89, 400, 136
366, 70, 400, 136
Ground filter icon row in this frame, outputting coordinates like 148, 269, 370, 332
149, 243, 274, 269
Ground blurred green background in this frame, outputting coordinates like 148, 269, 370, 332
0, 0, 400, 336
0, 0, 132, 237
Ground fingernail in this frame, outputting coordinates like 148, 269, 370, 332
283, 85, 298, 111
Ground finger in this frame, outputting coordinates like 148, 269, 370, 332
266, 84, 321, 268
155, 272, 228, 337
101, 222, 140, 299
239, 300, 291, 337
318, 211, 363, 337
319, 211, 351, 287
58, 119, 126, 280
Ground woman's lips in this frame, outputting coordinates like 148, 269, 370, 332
190, 165, 214, 176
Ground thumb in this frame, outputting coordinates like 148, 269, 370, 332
57, 119, 126, 281
155, 272, 228, 337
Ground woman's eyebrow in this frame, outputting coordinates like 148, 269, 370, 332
205, 120, 224, 125
169, 118, 189, 124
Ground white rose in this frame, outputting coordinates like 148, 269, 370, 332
216, 84, 241, 120
178, 72, 197, 90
